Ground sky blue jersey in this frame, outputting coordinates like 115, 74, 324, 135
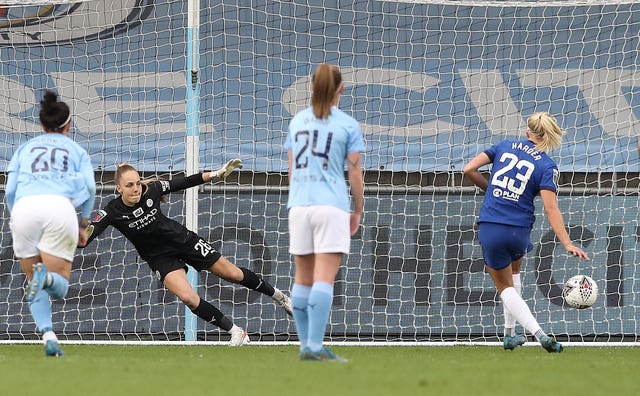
285, 106, 365, 212
478, 139, 559, 228
5, 133, 96, 219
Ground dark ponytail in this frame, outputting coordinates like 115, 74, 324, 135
39, 90, 71, 132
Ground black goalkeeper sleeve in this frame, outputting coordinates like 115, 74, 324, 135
167, 173, 206, 192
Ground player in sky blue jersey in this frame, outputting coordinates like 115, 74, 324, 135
464, 112, 589, 353
5, 90, 96, 357
285, 64, 364, 362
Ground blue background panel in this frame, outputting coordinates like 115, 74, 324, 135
0, 1, 638, 172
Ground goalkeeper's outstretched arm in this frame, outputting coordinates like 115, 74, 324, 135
204, 158, 243, 181
163, 159, 243, 193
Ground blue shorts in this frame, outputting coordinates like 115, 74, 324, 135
478, 222, 533, 270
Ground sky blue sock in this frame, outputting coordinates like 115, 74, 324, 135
46, 273, 69, 300
291, 284, 311, 351
306, 281, 334, 353
28, 289, 52, 333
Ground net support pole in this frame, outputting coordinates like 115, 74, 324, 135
184, 0, 201, 342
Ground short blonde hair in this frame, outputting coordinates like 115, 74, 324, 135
526, 112, 565, 152
114, 162, 138, 185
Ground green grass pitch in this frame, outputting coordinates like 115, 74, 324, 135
1, 344, 637, 396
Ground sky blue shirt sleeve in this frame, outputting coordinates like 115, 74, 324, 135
5, 170, 17, 213
79, 150, 96, 219
347, 122, 365, 154
284, 129, 292, 150
4, 146, 21, 212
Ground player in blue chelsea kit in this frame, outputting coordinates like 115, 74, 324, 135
463, 112, 589, 353
6, 90, 96, 357
286, 64, 364, 362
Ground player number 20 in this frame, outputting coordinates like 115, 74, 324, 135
30, 146, 70, 173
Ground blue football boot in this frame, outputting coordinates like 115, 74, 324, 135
26, 263, 48, 302
503, 334, 527, 350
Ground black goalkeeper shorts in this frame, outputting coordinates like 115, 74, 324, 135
145, 237, 222, 282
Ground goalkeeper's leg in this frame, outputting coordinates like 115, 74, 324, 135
163, 269, 249, 346
209, 256, 292, 316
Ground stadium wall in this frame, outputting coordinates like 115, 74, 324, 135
1, 190, 638, 340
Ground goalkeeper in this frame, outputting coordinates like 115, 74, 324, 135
79, 160, 292, 346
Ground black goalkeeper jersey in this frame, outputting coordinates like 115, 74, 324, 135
86, 174, 206, 260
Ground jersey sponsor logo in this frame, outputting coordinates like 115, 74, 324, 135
93, 210, 107, 223
0, 1, 153, 46
128, 208, 158, 230
132, 207, 144, 218
493, 188, 520, 202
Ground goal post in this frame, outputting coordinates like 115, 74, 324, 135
0, 0, 638, 344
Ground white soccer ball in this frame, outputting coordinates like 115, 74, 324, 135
562, 275, 598, 309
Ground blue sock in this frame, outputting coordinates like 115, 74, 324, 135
306, 281, 333, 352
46, 273, 69, 300
291, 284, 311, 351
28, 289, 52, 333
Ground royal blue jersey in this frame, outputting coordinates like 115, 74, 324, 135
5, 133, 96, 219
285, 106, 365, 212
478, 139, 559, 228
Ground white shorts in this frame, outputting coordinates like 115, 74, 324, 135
288, 205, 350, 255
10, 195, 79, 262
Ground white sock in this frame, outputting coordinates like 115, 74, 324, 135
503, 306, 516, 336
500, 287, 542, 337
503, 273, 523, 336
534, 329, 547, 342
512, 273, 522, 295
42, 330, 58, 343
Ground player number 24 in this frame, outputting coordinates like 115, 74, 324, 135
294, 130, 333, 170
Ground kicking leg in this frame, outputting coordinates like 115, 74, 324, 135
502, 259, 526, 350
487, 265, 562, 353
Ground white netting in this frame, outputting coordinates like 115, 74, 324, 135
0, 0, 638, 343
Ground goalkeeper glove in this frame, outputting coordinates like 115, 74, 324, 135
212, 158, 242, 179
85, 223, 95, 238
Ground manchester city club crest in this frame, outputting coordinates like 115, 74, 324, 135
0, 0, 153, 46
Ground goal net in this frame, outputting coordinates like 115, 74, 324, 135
0, 0, 638, 344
